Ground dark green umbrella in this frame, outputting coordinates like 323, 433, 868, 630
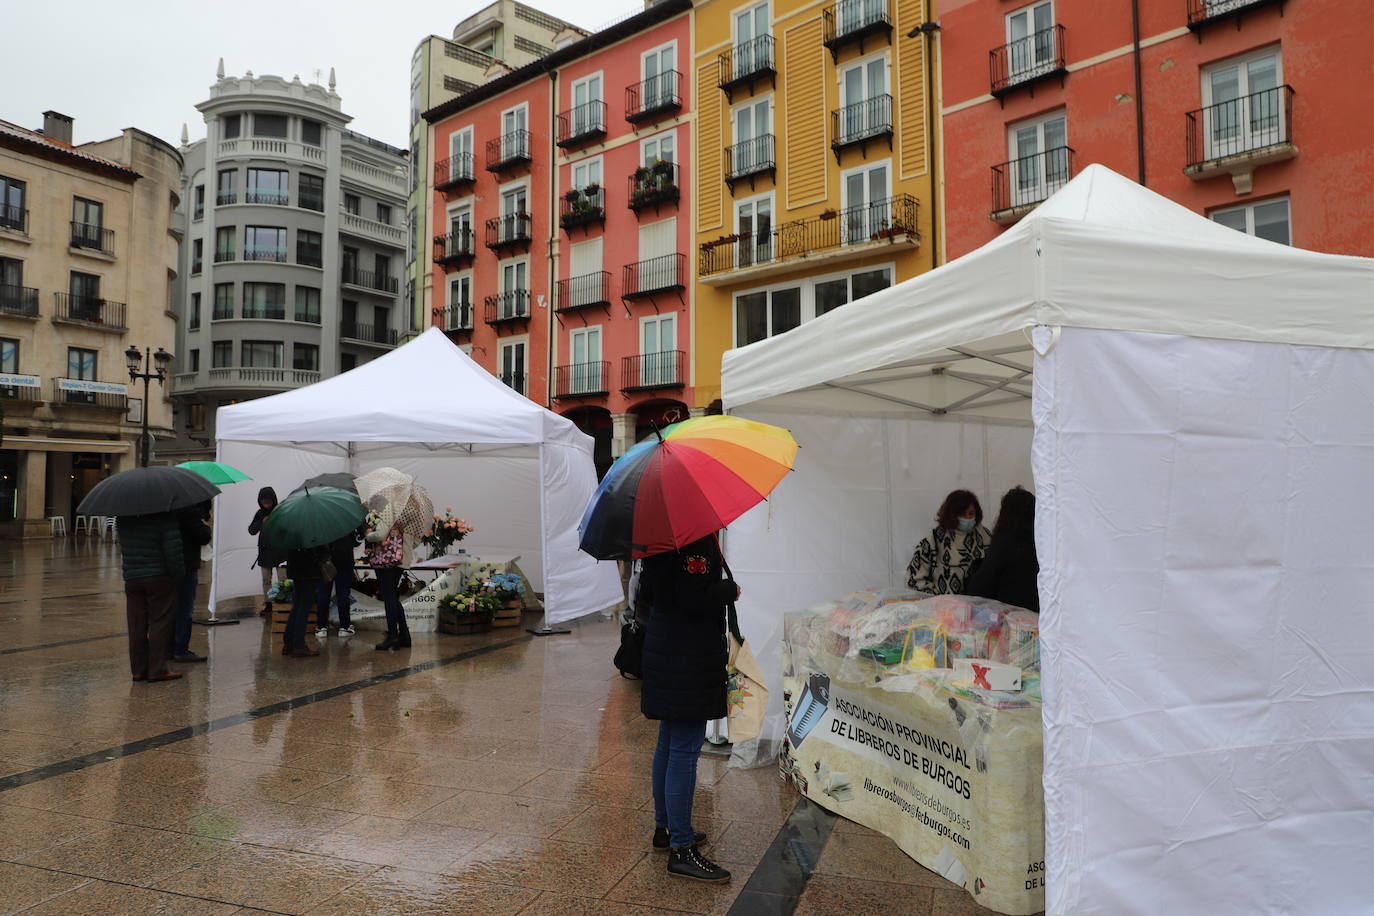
77, 466, 221, 517
261, 485, 366, 549
291, 472, 357, 495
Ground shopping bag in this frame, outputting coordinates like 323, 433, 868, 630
727, 633, 768, 743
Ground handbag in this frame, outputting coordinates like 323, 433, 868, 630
319, 557, 338, 581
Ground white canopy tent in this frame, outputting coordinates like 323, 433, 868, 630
210, 327, 623, 625
722, 165, 1374, 915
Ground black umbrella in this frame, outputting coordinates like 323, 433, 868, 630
76, 466, 221, 517
292, 472, 357, 494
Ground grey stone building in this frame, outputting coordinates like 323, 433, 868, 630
165, 64, 407, 460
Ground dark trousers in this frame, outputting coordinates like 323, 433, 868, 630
376, 567, 408, 637
171, 568, 198, 655
315, 575, 352, 630
285, 577, 320, 651
125, 575, 178, 678
652, 719, 708, 849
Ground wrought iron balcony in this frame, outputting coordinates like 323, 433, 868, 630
556, 271, 611, 312
725, 135, 776, 188
990, 25, 1066, 97
70, 222, 114, 255
823, 0, 892, 59
216, 191, 237, 205
626, 71, 683, 123
623, 253, 685, 300
52, 293, 127, 330
560, 187, 605, 231
485, 213, 533, 250
212, 303, 235, 321
214, 248, 235, 263
991, 147, 1075, 223
557, 101, 608, 147
1185, 85, 1295, 173
433, 303, 474, 332
434, 153, 475, 191
629, 162, 679, 213
0, 374, 40, 402
486, 130, 532, 172
700, 193, 918, 277
341, 268, 400, 294
241, 304, 286, 320
1188, 0, 1284, 29
433, 229, 475, 268
831, 94, 893, 155
340, 322, 398, 346
297, 243, 323, 268
718, 35, 775, 100
0, 205, 27, 233
485, 290, 532, 325
51, 378, 127, 410
244, 246, 288, 263
621, 350, 685, 391
0, 284, 39, 318
554, 361, 610, 399
245, 189, 290, 205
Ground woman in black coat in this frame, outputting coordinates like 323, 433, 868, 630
637, 533, 737, 884
247, 487, 287, 615
965, 486, 1040, 612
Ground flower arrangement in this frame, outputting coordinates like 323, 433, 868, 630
267, 579, 294, 602
420, 507, 473, 558
489, 572, 525, 603
441, 588, 501, 619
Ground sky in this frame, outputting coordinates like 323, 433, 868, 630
2, 0, 626, 151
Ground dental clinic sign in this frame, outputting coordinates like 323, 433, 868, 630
0, 373, 40, 388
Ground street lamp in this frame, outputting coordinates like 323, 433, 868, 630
125, 345, 173, 467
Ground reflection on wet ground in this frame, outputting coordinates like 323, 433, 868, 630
0, 538, 989, 915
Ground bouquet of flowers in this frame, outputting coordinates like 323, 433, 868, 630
420, 507, 474, 558
441, 588, 501, 620
267, 578, 294, 602
489, 572, 525, 603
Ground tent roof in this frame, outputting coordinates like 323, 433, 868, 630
721, 164, 1374, 418
217, 328, 585, 447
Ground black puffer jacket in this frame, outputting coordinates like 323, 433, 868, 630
117, 512, 186, 582
177, 502, 212, 573
247, 486, 287, 568
639, 535, 737, 722
965, 528, 1040, 612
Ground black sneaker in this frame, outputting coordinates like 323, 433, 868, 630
172, 651, 207, 663
653, 827, 707, 851
375, 634, 398, 651
667, 845, 730, 883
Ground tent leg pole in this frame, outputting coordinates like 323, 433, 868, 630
527, 614, 571, 636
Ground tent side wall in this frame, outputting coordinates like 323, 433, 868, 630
541, 441, 625, 624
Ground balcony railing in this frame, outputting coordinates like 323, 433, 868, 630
217, 191, 238, 205
212, 303, 235, 320
700, 193, 919, 277
0, 205, 27, 233
485, 213, 533, 250
434, 304, 474, 332
500, 372, 527, 395
0, 284, 39, 318
718, 35, 776, 97
832, 94, 894, 151
990, 25, 1066, 96
557, 271, 611, 312
629, 162, 680, 212
214, 249, 235, 263
485, 290, 532, 325
557, 101, 608, 147
207, 367, 320, 387
623, 253, 685, 299
244, 246, 288, 263
241, 304, 286, 320
341, 268, 400, 294
51, 378, 128, 410
554, 361, 610, 398
1186, 85, 1294, 169
1188, 0, 1283, 29
0, 374, 41, 403
434, 153, 475, 191
298, 190, 324, 212
560, 187, 605, 230
70, 222, 114, 255
52, 293, 127, 329
297, 244, 323, 268
245, 189, 290, 205
485, 130, 532, 171
991, 147, 1075, 219
725, 135, 776, 187
433, 229, 476, 267
340, 322, 398, 346
626, 71, 683, 123
823, 0, 892, 57
621, 350, 685, 391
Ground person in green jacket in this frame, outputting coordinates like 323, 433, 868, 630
117, 511, 186, 682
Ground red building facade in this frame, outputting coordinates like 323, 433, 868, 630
939, 0, 1374, 260
427, 0, 693, 475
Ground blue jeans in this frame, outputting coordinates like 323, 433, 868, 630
652, 719, 708, 849
172, 568, 197, 654
285, 577, 319, 651
315, 575, 352, 630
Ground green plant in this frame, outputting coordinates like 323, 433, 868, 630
442, 590, 500, 618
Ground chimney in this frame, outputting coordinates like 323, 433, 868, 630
42, 111, 73, 144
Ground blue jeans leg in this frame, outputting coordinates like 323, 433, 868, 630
651, 719, 708, 848
172, 569, 197, 654
286, 579, 317, 651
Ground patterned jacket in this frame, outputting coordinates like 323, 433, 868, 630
906, 525, 991, 595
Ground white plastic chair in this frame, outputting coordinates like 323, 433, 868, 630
48, 516, 66, 536
74, 516, 91, 535
101, 517, 117, 537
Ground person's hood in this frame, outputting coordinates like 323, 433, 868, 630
257, 486, 278, 508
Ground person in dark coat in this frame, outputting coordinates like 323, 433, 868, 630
314, 530, 358, 638
637, 533, 737, 884
965, 486, 1039, 612
170, 501, 212, 662
248, 486, 286, 616
117, 511, 186, 682
283, 545, 327, 657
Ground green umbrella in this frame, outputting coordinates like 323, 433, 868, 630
261, 485, 366, 549
176, 461, 252, 485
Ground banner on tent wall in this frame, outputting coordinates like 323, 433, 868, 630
783, 672, 1045, 916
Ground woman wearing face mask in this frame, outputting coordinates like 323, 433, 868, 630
906, 489, 991, 595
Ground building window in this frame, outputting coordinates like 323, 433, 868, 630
189, 292, 201, 330
572, 158, 602, 193
448, 274, 473, 328
301, 119, 323, 146
344, 193, 360, 215
298, 173, 324, 211
188, 402, 206, 428
68, 347, 97, 380
214, 226, 235, 261
241, 340, 283, 367
838, 54, 889, 144
222, 114, 241, 139
246, 169, 289, 205
735, 194, 773, 268
815, 266, 892, 316
376, 203, 392, 225
244, 226, 287, 262
501, 260, 528, 302
569, 326, 603, 393
640, 314, 679, 386
1005, 1, 1056, 83
374, 253, 391, 281
191, 239, 203, 274
68, 272, 101, 320
1211, 197, 1290, 245
297, 229, 322, 267
217, 169, 237, 205
212, 341, 232, 367
501, 105, 529, 160
642, 42, 678, 109
293, 343, 319, 371
735, 266, 892, 344
1007, 110, 1068, 208
840, 160, 891, 242
1, 337, 19, 372
642, 132, 675, 166
242, 282, 286, 320
193, 185, 205, 220
213, 283, 235, 320
1200, 48, 1284, 162
188, 349, 200, 372
0, 256, 19, 293
253, 113, 288, 138
500, 340, 526, 394
732, 96, 772, 173
0, 175, 25, 231
341, 353, 357, 371
72, 196, 103, 235
571, 73, 604, 134
295, 285, 321, 323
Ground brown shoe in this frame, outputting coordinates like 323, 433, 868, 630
146, 672, 184, 683
289, 647, 320, 658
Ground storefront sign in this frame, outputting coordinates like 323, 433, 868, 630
57, 378, 127, 395
0, 373, 40, 388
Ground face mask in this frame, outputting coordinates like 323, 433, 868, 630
957, 517, 976, 533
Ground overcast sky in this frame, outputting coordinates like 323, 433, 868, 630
3, 0, 625, 151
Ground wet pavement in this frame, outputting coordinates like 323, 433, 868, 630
0, 538, 993, 915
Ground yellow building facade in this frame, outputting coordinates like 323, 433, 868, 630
691, 0, 939, 409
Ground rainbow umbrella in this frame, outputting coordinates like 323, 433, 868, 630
578, 416, 798, 560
